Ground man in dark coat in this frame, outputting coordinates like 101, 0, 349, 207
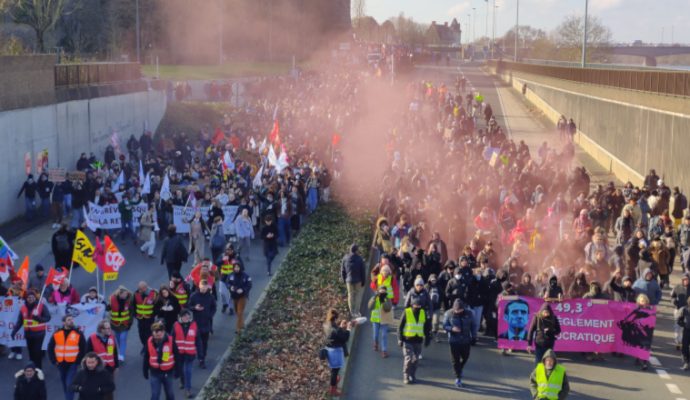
188, 280, 216, 369
341, 243, 366, 317
160, 224, 188, 279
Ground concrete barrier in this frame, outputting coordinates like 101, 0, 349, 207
490, 68, 690, 192
0, 89, 167, 224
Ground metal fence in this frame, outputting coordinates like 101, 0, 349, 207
54, 63, 141, 88
488, 60, 690, 97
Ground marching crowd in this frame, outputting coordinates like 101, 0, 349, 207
4, 68, 360, 399
332, 70, 690, 399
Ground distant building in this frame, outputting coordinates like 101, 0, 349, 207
427, 19, 462, 46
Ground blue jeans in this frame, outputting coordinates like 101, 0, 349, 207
265, 248, 277, 274
535, 344, 549, 364
372, 322, 389, 352
63, 194, 72, 215
277, 217, 291, 246
40, 197, 50, 217
70, 207, 84, 229
114, 330, 128, 359
470, 305, 483, 339
121, 220, 134, 241
58, 363, 77, 400
24, 198, 36, 221
307, 187, 318, 213
150, 372, 175, 400
182, 359, 194, 391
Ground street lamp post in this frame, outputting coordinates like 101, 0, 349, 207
514, 0, 519, 62
219, 0, 224, 65
581, 0, 589, 67
467, 14, 471, 45
135, 0, 140, 63
492, 0, 497, 59
485, 0, 489, 44
472, 8, 476, 43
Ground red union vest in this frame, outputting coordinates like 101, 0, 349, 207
173, 321, 197, 356
109, 295, 132, 328
148, 336, 175, 371
172, 283, 189, 307
90, 333, 116, 367
134, 290, 157, 319
21, 303, 46, 332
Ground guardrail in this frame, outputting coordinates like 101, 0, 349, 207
488, 60, 690, 97
54, 63, 141, 88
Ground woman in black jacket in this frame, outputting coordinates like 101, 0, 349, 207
527, 303, 561, 364
323, 308, 353, 397
153, 285, 181, 333
70, 352, 116, 400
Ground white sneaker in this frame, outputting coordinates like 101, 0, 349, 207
15, 353, 22, 360
118, 355, 125, 362
8, 352, 16, 360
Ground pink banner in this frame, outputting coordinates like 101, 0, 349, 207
497, 296, 656, 360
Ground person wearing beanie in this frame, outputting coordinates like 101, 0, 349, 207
445, 267, 470, 312
529, 349, 570, 399
404, 276, 431, 315
11, 290, 51, 367
369, 285, 393, 358
13, 362, 47, 400
341, 242, 366, 318
172, 309, 197, 398
608, 270, 636, 303
443, 299, 475, 388
672, 273, 690, 350
398, 297, 431, 384
169, 272, 191, 308
28, 264, 46, 292
425, 274, 443, 342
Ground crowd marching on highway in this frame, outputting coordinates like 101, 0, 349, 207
334, 71, 690, 399
2, 69, 360, 399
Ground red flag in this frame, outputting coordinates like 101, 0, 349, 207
332, 133, 341, 147
46, 266, 67, 286
17, 256, 29, 291
102, 236, 125, 281
211, 127, 225, 145
268, 120, 280, 146
93, 237, 105, 272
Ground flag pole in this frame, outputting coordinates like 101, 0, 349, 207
37, 282, 47, 306
67, 261, 75, 282
96, 262, 101, 299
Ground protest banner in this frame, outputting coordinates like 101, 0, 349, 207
0, 297, 105, 349
67, 171, 86, 181
497, 296, 656, 360
87, 202, 148, 230
48, 168, 67, 182
72, 230, 97, 273
172, 205, 239, 235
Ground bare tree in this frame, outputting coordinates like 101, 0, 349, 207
3, 0, 78, 52
552, 14, 611, 62
351, 0, 366, 28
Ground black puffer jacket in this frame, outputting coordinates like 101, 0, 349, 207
70, 358, 115, 400
14, 369, 47, 400
527, 303, 561, 348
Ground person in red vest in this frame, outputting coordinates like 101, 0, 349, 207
172, 309, 197, 398
143, 321, 179, 400
134, 281, 158, 352
48, 315, 86, 400
169, 272, 191, 309
109, 286, 133, 363
87, 320, 120, 376
11, 290, 51, 368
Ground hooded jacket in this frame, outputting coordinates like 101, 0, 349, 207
567, 273, 589, 299
442, 300, 476, 345
13, 368, 47, 400
527, 303, 561, 348
632, 268, 662, 305
607, 276, 636, 302
582, 282, 609, 300
70, 357, 116, 400
529, 349, 570, 400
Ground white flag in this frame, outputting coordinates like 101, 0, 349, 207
111, 170, 124, 192
139, 160, 145, 182
268, 145, 278, 168
160, 173, 171, 198
223, 151, 235, 171
141, 172, 151, 195
276, 148, 289, 173
252, 165, 264, 189
250, 137, 257, 150
259, 138, 267, 153
84, 206, 100, 232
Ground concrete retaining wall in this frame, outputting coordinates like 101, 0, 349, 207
492, 69, 690, 191
0, 90, 167, 224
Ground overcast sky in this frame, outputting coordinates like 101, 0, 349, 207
365, 0, 690, 44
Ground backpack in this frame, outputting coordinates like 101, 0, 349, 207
429, 286, 440, 308
211, 228, 226, 251
55, 234, 70, 253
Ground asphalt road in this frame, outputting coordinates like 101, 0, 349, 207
344, 63, 690, 400
0, 224, 288, 399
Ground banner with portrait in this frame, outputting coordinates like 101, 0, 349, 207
497, 296, 656, 360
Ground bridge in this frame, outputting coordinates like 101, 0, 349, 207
607, 45, 690, 66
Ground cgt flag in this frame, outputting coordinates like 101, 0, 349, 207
16, 256, 29, 291
101, 236, 125, 281
46, 266, 67, 287
72, 230, 97, 273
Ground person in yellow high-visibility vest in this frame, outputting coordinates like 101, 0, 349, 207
397, 297, 431, 384
529, 349, 570, 400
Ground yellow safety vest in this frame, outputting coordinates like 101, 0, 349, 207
535, 363, 565, 400
377, 275, 393, 300
403, 308, 425, 338
371, 297, 382, 323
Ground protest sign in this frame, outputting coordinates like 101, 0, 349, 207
48, 168, 67, 182
172, 205, 238, 235
67, 171, 86, 181
87, 202, 148, 230
0, 297, 105, 349
497, 296, 656, 360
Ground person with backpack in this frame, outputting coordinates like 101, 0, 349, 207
369, 286, 393, 358
52, 224, 74, 270
234, 208, 255, 260
209, 216, 226, 266
161, 224, 189, 279
224, 261, 252, 334
426, 274, 443, 342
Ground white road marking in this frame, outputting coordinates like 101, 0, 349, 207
657, 369, 671, 379
675, 397, 687, 400
649, 356, 662, 367
667, 383, 682, 394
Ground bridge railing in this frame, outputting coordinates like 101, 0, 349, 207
487, 60, 690, 97
54, 62, 141, 88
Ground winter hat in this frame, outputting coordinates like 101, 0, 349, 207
453, 299, 465, 312
622, 276, 633, 283
414, 277, 425, 286
683, 273, 690, 281
88, 287, 98, 294
429, 274, 437, 282
35, 264, 44, 272
377, 286, 388, 294
24, 362, 36, 371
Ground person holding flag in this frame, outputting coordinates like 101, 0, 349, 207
50, 278, 80, 305
11, 289, 51, 368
